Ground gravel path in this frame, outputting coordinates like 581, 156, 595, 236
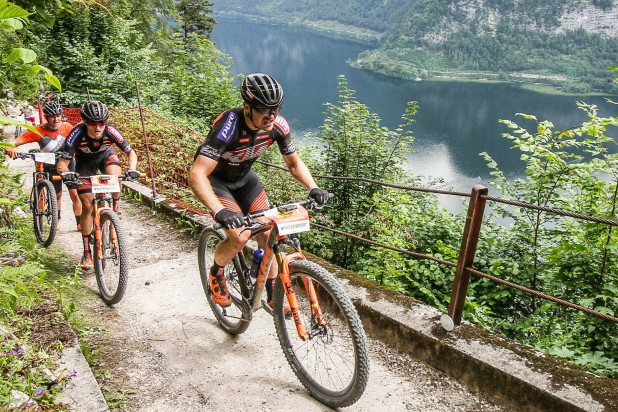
10, 153, 510, 411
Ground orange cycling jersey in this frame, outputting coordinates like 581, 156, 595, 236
20, 122, 74, 154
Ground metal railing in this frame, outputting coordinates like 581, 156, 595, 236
300, 173, 618, 326
249, 163, 618, 325
74, 105, 618, 328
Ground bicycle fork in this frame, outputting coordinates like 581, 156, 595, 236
278, 252, 328, 342
93, 207, 119, 261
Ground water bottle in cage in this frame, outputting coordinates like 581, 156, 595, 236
250, 248, 265, 279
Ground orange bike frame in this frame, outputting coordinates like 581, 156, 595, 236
249, 217, 326, 342
92, 193, 117, 261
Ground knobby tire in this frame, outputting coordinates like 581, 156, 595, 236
94, 210, 128, 305
198, 227, 250, 335
273, 260, 369, 408
32, 179, 58, 247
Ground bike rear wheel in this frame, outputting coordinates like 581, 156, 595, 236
273, 259, 369, 408
198, 227, 250, 335
94, 210, 128, 305
32, 179, 58, 247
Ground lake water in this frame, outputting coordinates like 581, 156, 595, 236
211, 17, 614, 193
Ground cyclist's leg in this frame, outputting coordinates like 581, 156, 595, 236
74, 157, 97, 236
209, 173, 261, 265
231, 171, 281, 305
74, 156, 98, 269
69, 188, 82, 229
68, 158, 82, 229
207, 176, 254, 306
102, 149, 122, 212
47, 165, 63, 224
78, 189, 94, 270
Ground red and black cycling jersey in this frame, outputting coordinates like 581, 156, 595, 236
195, 108, 296, 181
64, 123, 133, 160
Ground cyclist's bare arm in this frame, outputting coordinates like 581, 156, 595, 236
126, 149, 138, 170
189, 155, 225, 214
3, 135, 27, 158
56, 157, 70, 174
282, 152, 318, 190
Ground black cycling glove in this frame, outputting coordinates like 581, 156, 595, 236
126, 169, 141, 179
309, 187, 330, 205
214, 208, 244, 229
61, 171, 78, 183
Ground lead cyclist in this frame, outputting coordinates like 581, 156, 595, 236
189, 73, 330, 309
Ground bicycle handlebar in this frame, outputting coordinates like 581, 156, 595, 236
62, 172, 147, 187
212, 193, 334, 231
11, 151, 63, 161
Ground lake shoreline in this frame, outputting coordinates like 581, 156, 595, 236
213, 13, 613, 98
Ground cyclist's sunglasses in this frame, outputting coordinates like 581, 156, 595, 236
252, 106, 280, 117
86, 121, 106, 127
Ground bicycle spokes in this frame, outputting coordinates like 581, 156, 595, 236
32, 180, 58, 247
94, 211, 128, 305
273, 260, 369, 408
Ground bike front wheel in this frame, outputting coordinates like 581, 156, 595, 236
94, 210, 128, 305
273, 259, 369, 408
32, 179, 58, 247
198, 227, 251, 335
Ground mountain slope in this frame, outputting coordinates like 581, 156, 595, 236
215, 0, 618, 94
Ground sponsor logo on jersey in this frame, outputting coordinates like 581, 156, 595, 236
222, 140, 272, 163
66, 126, 82, 146
217, 112, 237, 143
40, 135, 66, 153
199, 145, 220, 158
274, 116, 290, 135
281, 143, 296, 156
107, 125, 124, 144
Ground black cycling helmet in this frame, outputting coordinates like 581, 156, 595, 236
81, 100, 109, 122
42, 101, 63, 116
241, 73, 284, 107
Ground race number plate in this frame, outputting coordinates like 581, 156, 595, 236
33, 152, 56, 165
91, 175, 121, 194
268, 206, 311, 235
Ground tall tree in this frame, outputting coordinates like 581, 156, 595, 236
177, 0, 216, 38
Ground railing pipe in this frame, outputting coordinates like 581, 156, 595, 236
135, 81, 160, 201
448, 184, 488, 325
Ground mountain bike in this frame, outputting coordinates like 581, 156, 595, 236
11, 150, 60, 247
198, 197, 369, 407
67, 173, 142, 305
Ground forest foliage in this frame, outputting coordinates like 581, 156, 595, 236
1, 0, 238, 132
0, 3, 616, 406
254, 73, 618, 378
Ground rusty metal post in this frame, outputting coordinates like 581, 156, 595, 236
447, 184, 488, 326
134, 81, 160, 201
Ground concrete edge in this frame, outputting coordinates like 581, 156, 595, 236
57, 345, 109, 412
122, 181, 616, 412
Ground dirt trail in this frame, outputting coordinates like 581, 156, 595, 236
10, 153, 509, 411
